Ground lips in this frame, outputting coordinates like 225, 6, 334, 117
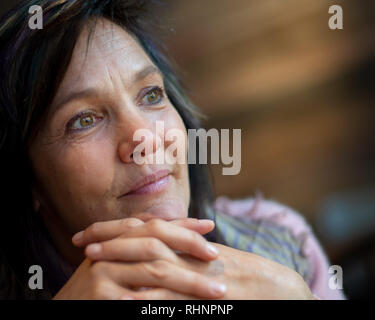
119, 169, 171, 197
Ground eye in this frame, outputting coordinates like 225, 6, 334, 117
66, 112, 102, 133
139, 86, 164, 106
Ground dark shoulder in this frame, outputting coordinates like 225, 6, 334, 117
0, 252, 24, 299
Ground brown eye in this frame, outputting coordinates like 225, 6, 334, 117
141, 87, 163, 105
66, 112, 102, 132
80, 115, 94, 127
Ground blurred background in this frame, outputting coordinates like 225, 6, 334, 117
153, 0, 375, 299
1, 0, 375, 299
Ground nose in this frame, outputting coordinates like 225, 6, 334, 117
117, 116, 161, 164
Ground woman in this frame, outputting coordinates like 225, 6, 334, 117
0, 0, 345, 299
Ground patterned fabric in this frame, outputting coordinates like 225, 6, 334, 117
204, 207, 313, 284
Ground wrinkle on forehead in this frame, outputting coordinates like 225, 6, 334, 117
52, 18, 154, 107
74, 18, 142, 67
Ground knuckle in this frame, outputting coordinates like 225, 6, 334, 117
143, 260, 170, 281
86, 222, 101, 238
146, 218, 165, 233
189, 231, 205, 247
144, 238, 164, 258
119, 218, 142, 228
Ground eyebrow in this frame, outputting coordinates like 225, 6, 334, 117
133, 65, 162, 83
52, 65, 163, 112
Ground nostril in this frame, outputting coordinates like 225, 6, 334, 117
130, 148, 146, 160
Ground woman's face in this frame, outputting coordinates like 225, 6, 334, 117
28, 19, 190, 262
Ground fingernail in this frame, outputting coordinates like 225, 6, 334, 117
206, 243, 219, 256
200, 219, 213, 224
72, 231, 83, 244
120, 295, 134, 300
86, 243, 102, 256
210, 282, 226, 295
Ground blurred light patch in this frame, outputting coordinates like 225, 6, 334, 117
316, 187, 375, 244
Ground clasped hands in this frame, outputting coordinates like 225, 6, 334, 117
53, 217, 315, 300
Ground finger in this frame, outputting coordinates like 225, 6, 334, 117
125, 287, 200, 300
72, 218, 144, 246
120, 219, 218, 261
72, 217, 214, 247
170, 218, 215, 235
85, 237, 179, 265
107, 260, 227, 299
74, 218, 218, 261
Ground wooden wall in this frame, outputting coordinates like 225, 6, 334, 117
156, 0, 375, 260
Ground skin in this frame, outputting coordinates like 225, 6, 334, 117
29, 18, 191, 266
29, 18, 315, 300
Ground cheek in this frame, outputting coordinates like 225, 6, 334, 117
33, 139, 115, 213
161, 108, 188, 152
160, 108, 190, 196
62, 143, 114, 195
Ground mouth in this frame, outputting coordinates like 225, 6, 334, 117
119, 169, 171, 197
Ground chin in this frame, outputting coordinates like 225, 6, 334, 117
129, 199, 189, 222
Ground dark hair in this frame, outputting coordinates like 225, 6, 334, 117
0, 0, 214, 299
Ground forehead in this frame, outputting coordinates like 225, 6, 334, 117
52, 18, 155, 102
